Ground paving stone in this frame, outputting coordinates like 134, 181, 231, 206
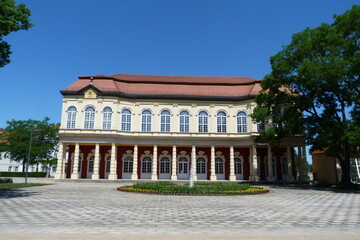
0, 179, 359, 235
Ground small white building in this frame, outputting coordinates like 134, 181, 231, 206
0, 152, 56, 176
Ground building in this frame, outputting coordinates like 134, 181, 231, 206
312, 150, 360, 184
54, 74, 308, 182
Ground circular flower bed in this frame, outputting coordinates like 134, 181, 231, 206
118, 181, 269, 195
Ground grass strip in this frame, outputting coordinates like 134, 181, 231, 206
0, 183, 49, 190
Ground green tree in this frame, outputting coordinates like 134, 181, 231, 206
0, 118, 59, 172
252, 5, 360, 185
0, 0, 34, 67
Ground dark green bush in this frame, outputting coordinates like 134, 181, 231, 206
0, 177, 13, 183
0, 172, 46, 178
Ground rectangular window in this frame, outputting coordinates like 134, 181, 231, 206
8, 166, 12, 172
88, 161, 94, 172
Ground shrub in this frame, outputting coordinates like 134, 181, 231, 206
0, 177, 13, 184
0, 172, 46, 178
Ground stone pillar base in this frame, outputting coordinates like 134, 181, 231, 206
210, 175, 217, 181
249, 175, 259, 182
130, 174, 138, 180
229, 175, 236, 181
108, 174, 118, 180
92, 174, 100, 180
71, 173, 79, 179
171, 175, 177, 181
54, 173, 62, 180
267, 175, 276, 182
151, 174, 158, 180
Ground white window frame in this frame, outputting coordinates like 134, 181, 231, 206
198, 111, 209, 133
84, 106, 96, 129
102, 107, 112, 130
160, 109, 171, 132
121, 108, 132, 131
237, 111, 247, 133
179, 110, 190, 133
141, 109, 152, 132
66, 106, 77, 129
217, 111, 227, 133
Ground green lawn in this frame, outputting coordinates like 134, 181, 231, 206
0, 183, 49, 190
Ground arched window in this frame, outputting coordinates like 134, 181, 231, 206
217, 111, 227, 133
123, 156, 133, 173
121, 109, 131, 131
88, 156, 94, 173
215, 158, 224, 174
198, 111, 208, 133
179, 110, 190, 132
237, 111, 247, 133
142, 157, 152, 173
66, 106, 77, 129
160, 110, 171, 132
102, 107, 112, 130
235, 158, 242, 174
196, 158, 206, 174
160, 157, 170, 173
84, 106, 95, 129
141, 110, 152, 132
105, 156, 111, 173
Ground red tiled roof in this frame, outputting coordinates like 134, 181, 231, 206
62, 74, 263, 100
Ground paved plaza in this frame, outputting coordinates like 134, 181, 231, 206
0, 179, 359, 240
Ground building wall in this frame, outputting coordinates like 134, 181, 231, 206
56, 87, 305, 182
312, 153, 340, 184
60, 95, 257, 134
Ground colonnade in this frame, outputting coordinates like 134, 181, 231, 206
55, 143, 308, 182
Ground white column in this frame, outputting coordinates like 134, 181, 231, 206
286, 146, 294, 182
92, 144, 100, 180
298, 145, 309, 182
250, 145, 259, 181
229, 146, 236, 181
131, 145, 138, 180
171, 145, 177, 180
71, 143, 80, 179
108, 143, 117, 180
210, 146, 216, 181
249, 146, 254, 180
267, 145, 275, 182
151, 145, 158, 180
55, 142, 66, 179
191, 146, 197, 181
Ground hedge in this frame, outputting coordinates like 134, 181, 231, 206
0, 172, 46, 177
0, 178, 13, 183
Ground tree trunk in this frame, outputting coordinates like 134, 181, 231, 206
340, 156, 352, 185
22, 160, 26, 172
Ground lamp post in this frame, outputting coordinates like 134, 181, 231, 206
25, 129, 34, 186
25, 128, 40, 186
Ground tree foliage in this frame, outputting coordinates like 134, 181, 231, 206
252, 5, 360, 184
0, 0, 34, 67
0, 117, 59, 171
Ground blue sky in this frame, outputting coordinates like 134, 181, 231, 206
1, 0, 358, 128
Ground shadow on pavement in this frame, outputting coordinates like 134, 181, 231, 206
251, 182, 360, 194
0, 189, 40, 199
